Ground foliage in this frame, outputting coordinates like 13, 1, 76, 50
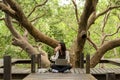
0, 0, 120, 58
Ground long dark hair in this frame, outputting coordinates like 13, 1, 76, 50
58, 42, 66, 59
60, 42, 66, 52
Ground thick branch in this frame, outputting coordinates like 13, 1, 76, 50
3, 0, 38, 55
23, 29, 28, 41
27, 0, 48, 18
4, 5, 50, 67
5, 0, 24, 16
0, 3, 15, 17
5, 0, 58, 48
3, 0, 20, 38
72, 0, 79, 24
5, 15, 21, 38
87, 11, 96, 29
79, 0, 98, 27
90, 38, 120, 67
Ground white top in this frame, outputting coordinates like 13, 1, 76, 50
50, 51, 70, 63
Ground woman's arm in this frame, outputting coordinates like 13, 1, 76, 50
50, 51, 59, 61
66, 51, 70, 63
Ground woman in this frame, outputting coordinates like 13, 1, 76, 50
50, 42, 72, 73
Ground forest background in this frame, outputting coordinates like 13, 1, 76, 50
0, 0, 120, 67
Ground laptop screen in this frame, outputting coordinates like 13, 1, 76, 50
55, 59, 68, 65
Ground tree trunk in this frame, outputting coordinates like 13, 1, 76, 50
71, 0, 98, 67
3, 0, 50, 67
90, 39, 120, 68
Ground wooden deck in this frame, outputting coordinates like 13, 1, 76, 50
0, 67, 120, 75
23, 68, 120, 80
1, 58, 120, 80
23, 73, 97, 80
71, 68, 120, 74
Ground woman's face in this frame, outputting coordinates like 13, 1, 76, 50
58, 44, 61, 49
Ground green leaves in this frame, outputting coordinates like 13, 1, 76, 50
0, 0, 120, 58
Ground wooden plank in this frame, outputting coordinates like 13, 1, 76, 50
0, 59, 19, 68
78, 68, 120, 75
95, 68, 102, 74
95, 68, 104, 74
100, 68, 108, 74
0, 67, 30, 74
23, 73, 97, 80
70, 68, 75, 74
79, 68, 85, 74
31, 55, 36, 73
86, 54, 90, 74
90, 68, 120, 74
78, 68, 83, 73
105, 68, 114, 73
90, 68, 95, 74
91, 68, 107, 74
106, 72, 116, 80
37, 54, 41, 68
114, 68, 120, 74
110, 68, 120, 74
74, 68, 79, 74
0, 66, 120, 76
4, 56, 11, 80
80, 53, 84, 68
91, 68, 99, 74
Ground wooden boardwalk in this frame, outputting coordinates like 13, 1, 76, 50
0, 67, 120, 80
71, 68, 120, 74
0, 67, 120, 75
23, 73, 97, 80
1, 58, 120, 80
23, 68, 120, 80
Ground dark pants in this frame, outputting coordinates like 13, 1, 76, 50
51, 64, 72, 72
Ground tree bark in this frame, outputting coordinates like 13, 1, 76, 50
3, 0, 50, 67
5, 15, 50, 67
90, 39, 120, 68
0, 0, 59, 48
71, 0, 98, 67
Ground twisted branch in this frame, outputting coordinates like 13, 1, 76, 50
87, 5, 120, 30
27, 0, 48, 18
96, 5, 120, 19
87, 37, 98, 50
72, 0, 79, 24
101, 24, 120, 44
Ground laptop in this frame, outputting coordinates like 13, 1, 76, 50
55, 59, 68, 65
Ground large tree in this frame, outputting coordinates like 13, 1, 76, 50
0, 0, 120, 67
71, 0, 120, 67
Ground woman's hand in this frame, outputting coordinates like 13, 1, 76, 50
54, 45, 61, 52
